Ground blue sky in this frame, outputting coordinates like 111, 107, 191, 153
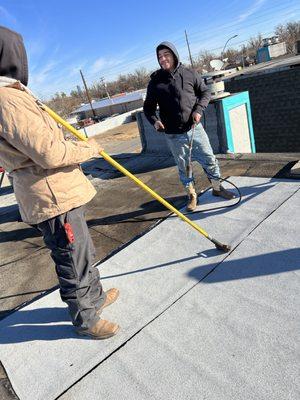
0, 0, 299, 99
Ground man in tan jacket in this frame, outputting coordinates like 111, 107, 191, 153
0, 26, 119, 339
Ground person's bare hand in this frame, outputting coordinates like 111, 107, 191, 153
88, 138, 104, 153
192, 112, 201, 125
154, 120, 165, 132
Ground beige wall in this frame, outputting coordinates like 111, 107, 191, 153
79, 108, 142, 137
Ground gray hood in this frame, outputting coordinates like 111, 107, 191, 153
156, 41, 180, 69
0, 26, 28, 86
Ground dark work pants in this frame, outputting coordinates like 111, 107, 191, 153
37, 206, 106, 329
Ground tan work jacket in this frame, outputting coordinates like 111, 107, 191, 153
0, 82, 98, 224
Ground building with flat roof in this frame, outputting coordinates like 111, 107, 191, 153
71, 89, 147, 120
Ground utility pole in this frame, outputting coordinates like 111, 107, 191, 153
79, 69, 96, 117
100, 77, 114, 104
241, 47, 245, 69
185, 29, 194, 69
100, 76, 114, 116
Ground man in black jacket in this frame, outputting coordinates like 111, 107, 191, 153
143, 41, 234, 211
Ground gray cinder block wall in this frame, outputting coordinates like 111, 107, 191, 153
224, 67, 300, 152
137, 104, 234, 155
136, 112, 172, 155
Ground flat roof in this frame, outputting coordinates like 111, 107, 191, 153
72, 90, 147, 114
1, 176, 299, 400
224, 54, 300, 81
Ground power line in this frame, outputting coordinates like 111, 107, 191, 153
186, 31, 275, 61
96, 14, 299, 81
174, 7, 300, 52
184, 2, 300, 43
42, 4, 300, 97
85, 5, 300, 81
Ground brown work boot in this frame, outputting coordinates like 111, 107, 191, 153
97, 288, 119, 316
76, 319, 120, 340
186, 183, 198, 212
212, 184, 236, 200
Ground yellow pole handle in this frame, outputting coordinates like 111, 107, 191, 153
39, 102, 210, 240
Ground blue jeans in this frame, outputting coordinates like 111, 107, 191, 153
164, 123, 220, 188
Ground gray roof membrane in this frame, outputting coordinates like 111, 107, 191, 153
62, 187, 300, 400
0, 177, 299, 400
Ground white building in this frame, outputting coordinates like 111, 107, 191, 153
71, 89, 146, 120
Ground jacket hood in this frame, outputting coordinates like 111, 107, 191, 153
156, 41, 180, 69
0, 26, 28, 86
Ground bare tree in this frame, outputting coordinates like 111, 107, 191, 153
193, 50, 217, 73
89, 83, 106, 99
222, 47, 241, 63
275, 21, 300, 53
130, 67, 150, 89
247, 33, 264, 57
45, 93, 82, 118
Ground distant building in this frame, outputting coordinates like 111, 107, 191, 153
257, 37, 287, 63
70, 89, 146, 121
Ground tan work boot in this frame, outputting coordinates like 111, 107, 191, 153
77, 319, 120, 340
186, 183, 197, 212
97, 288, 119, 316
211, 180, 235, 200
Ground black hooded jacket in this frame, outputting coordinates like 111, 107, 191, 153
0, 25, 28, 85
143, 41, 211, 134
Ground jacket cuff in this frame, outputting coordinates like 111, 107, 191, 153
77, 141, 100, 158
150, 115, 158, 125
194, 105, 204, 116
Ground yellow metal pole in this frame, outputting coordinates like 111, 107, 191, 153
38, 101, 230, 251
